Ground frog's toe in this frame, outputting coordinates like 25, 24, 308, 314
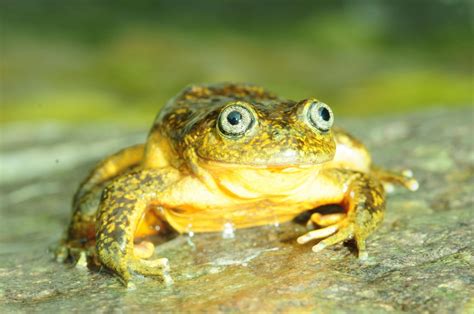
297, 225, 339, 244
53, 242, 70, 263
308, 220, 373, 260
131, 257, 170, 274
129, 257, 173, 285
311, 224, 354, 253
54, 240, 95, 267
372, 166, 419, 192
112, 256, 172, 285
358, 249, 369, 261
298, 217, 373, 258
307, 212, 345, 228
353, 231, 369, 260
131, 241, 172, 283
398, 170, 419, 191
406, 178, 419, 191
298, 215, 352, 248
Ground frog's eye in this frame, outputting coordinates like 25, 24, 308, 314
307, 101, 334, 132
218, 104, 256, 137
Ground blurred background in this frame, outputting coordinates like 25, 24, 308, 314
1, 1, 474, 308
1, 0, 473, 127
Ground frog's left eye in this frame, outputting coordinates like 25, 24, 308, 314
218, 104, 256, 137
307, 101, 334, 132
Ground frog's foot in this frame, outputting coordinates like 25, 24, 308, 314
371, 166, 419, 192
299, 170, 388, 260
95, 169, 182, 285
131, 241, 173, 284
298, 217, 370, 260
128, 255, 173, 285
53, 239, 96, 267
97, 240, 172, 286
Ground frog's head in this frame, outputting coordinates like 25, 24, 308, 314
190, 97, 336, 170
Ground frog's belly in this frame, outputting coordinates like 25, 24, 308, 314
158, 175, 344, 233
161, 200, 311, 233
164, 195, 340, 233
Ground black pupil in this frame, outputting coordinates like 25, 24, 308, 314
319, 107, 330, 121
227, 111, 242, 125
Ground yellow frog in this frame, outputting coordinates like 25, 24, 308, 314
60, 83, 418, 285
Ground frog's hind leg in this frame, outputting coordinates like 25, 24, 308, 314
55, 181, 106, 266
371, 165, 419, 192
58, 145, 146, 266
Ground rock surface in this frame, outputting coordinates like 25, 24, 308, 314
1, 108, 473, 313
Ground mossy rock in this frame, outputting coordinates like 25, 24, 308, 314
1, 108, 473, 313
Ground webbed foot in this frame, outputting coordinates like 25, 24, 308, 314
97, 240, 172, 285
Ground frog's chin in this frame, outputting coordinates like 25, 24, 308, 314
199, 158, 320, 171
197, 158, 321, 197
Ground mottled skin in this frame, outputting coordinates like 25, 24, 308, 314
59, 83, 418, 285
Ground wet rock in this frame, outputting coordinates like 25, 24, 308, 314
1, 108, 473, 313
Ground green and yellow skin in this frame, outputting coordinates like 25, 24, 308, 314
60, 83, 418, 285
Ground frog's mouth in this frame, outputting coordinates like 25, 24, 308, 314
195, 142, 334, 170
196, 149, 328, 170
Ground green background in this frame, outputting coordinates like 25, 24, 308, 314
1, 0, 472, 126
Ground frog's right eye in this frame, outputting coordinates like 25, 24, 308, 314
218, 104, 256, 137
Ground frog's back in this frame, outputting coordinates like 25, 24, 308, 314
166, 83, 277, 109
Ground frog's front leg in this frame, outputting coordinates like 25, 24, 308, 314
298, 170, 386, 260
96, 168, 180, 285
371, 165, 419, 193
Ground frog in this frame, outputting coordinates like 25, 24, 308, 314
58, 83, 418, 285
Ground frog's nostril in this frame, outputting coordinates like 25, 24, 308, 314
271, 130, 281, 138
271, 129, 286, 141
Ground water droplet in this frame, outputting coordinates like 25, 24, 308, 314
185, 223, 196, 249
268, 209, 280, 230
222, 222, 235, 239
342, 182, 349, 193
156, 206, 165, 215
186, 224, 194, 238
